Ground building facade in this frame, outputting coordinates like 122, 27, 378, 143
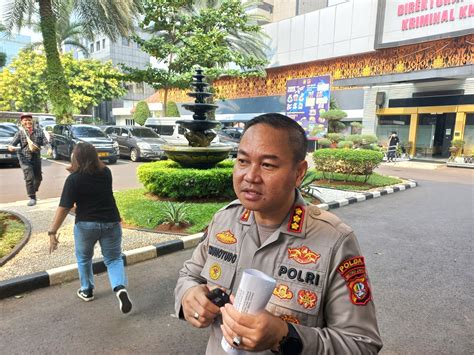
74, 34, 154, 124
0, 32, 31, 66
149, 0, 474, 160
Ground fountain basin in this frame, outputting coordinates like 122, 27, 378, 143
162, 144, 233, 169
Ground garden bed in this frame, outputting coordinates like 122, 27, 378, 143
0, 211, 29, 265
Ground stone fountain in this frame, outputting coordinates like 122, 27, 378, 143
162, 68, 232, 168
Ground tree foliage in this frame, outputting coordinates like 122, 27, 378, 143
321, 109, 348, 133
0, 50, 126, 113
124, 0, 269, 114
133, 101, 151, 125
2, 0, 142, 122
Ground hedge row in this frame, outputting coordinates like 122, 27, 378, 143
137, 160, 236, 200
313, 148, 384, 182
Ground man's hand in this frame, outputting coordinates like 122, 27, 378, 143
182, 284, 221, 328
220, 303, 288, 352
49, 233, 59, 254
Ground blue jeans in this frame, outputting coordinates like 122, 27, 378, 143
74, 221, 127, 292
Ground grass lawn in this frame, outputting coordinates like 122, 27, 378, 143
114, 188, 227, 234
0, 212, 26, 258
115, 170, 403, 233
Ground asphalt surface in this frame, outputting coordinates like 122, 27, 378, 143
0, 165, 472, 354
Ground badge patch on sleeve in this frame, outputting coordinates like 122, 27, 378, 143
273, 284, 294, 300
209, 263, 222, 280
337, 256, 372, 305
288, 245, 320, 264
215, 230, 237, 244
280, 314, 300, 324
297, 289, 317, 309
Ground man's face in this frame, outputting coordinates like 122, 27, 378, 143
21, 117, 33, 129
233, 124, 307, 224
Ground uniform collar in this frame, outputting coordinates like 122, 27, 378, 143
238, 189, 308, 239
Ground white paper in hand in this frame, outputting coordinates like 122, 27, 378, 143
221, 269, 276, 354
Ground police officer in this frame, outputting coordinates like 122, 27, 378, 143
174, 113, 382, 354
8, 114, 49, 206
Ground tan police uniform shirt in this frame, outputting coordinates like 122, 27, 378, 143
175, 190, 382, 354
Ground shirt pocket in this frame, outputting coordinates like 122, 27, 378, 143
200, 244, 238, 291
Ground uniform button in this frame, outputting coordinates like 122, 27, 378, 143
309, 206, 321, 218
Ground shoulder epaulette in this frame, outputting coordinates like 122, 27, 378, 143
309, 207, 353, 235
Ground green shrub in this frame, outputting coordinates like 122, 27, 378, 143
162, 202, 189, 225
346, 134, 362, 146
313, 148, 384, 182
326, 133, 343, 144
337, 140, 353, 149
317, 138, 331, 148
360, 134, 379, 147
166, 101, 181, 117
137, 160, 235, 200
133, 101, 151, 126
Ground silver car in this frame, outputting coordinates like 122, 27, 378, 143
105, 126, 167, 162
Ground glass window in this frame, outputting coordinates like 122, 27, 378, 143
130, 127, 159, 138
89, 43, 94, 53
96, 41, 100, 51
160, 126, 174, 136
102, 39, 106, 49
464, 114, 474, 156
376, 115, 410, 147
72, 126, 105, 138
125, 119, 135, 126
121, 37, 130, 46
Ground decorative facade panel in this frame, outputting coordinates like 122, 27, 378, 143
151, 35, 473, 104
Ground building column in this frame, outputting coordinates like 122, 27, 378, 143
454, 111, 466, 140
408, 113, 418, 158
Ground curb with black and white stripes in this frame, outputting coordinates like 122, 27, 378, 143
0, 180, 417, 299
0, 233, 204, 300
316, 180, 418, 211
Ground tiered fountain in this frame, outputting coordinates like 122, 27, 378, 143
162, 68, 232, 168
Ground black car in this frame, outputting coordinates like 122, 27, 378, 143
50, 124, 119, 164
104, 126, 167, 162
0, 123, 20, 166
217, 128, 242, 158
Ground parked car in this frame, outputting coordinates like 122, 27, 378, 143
104, 126, 167, 162
50, 124, 119, 164
144, 118, 220, 145
0, 123, 20, 166
220, 127, 243, 141
217, 130, 239, 158
42, 123, 56, 143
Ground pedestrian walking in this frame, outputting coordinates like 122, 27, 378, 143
48, 142, 132, 314
174, 113, 382, 354
8, 113, 49, 206
386, 131, 400, 162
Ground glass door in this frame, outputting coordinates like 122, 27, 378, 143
415, 113, 455, 159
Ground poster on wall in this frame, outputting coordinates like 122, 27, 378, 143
285, 75, 331, 139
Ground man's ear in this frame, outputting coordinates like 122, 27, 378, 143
295, 160, 308, 187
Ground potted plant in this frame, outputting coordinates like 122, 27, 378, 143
448, 139, 465, 161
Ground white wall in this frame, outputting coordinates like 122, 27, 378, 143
264, 0, 378, 68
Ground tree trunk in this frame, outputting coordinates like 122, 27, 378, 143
38, 0, 74, 123
162, 87, 168, 117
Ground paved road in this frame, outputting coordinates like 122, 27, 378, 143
0, 158, 144, 203
1, 166, 472, 354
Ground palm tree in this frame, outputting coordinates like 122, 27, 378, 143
2, 0, 142, 122
0, 23, 6, 67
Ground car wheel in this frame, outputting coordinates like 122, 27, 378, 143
130, 148, 140, 162
52, 146, 60, 160
108, 157, 117, 164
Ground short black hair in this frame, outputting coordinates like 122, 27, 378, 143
243, 113, 308, 163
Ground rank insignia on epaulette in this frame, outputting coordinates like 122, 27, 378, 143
240, 209, 250, 222
280, 314, 300, 324
215, 230, 237, 244
273, 284, 294, 300
288, 246, 320, 264
209, 263, 222, 280
287, 206, 305, 232
297, 289, 317, 309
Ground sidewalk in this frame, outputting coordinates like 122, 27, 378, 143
0, 167, 418, 298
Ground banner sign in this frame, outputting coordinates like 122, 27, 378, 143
285, 75, 331, 138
